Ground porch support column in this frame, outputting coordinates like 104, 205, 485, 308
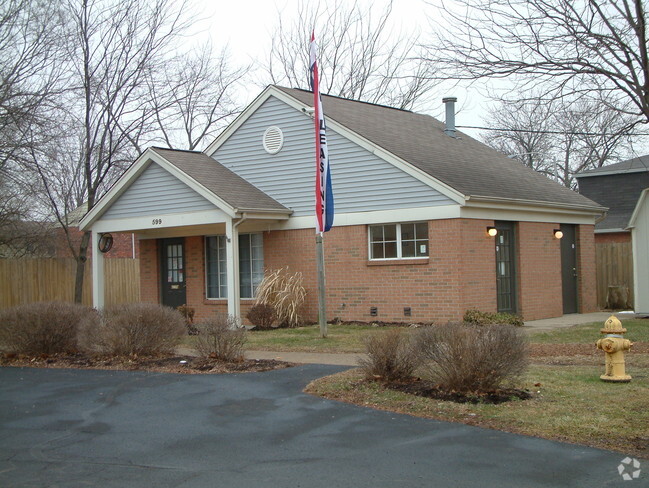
225, 218, 241, 322
91, 230, 105, 309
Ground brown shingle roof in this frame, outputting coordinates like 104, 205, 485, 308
151, 147, 290, 213
276, 86, 601, 209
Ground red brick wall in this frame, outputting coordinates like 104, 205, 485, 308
55, 227, 139, 259
517, 222, 563, 320
577, 224, 598, 313
136, 218, 598, 323
594, 231, 631, 244
139, 239, 159, 304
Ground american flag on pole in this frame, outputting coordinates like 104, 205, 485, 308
309, 31, 334, 234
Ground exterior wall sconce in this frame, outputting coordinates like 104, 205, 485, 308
553, 229, 564, 239
98, 233, 113, 253
486, 226, 498, 237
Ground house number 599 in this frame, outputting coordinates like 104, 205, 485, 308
152, 218, 163, 225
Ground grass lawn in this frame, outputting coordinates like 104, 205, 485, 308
528, 318, 649, 344
305, 363, 649, 458
202, 318, 648, 354
243, 323, 389, 353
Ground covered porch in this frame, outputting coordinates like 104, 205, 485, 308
79, 147, 292, 321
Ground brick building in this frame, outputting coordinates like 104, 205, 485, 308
81, 86, 604, 323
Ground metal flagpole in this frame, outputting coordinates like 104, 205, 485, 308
316, 233, 327, 337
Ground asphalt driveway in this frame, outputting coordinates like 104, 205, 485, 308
0, 365, 638, 487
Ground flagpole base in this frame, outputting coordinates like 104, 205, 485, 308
316, 233, 327, 338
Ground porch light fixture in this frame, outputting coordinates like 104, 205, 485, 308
98, 233, 113, 253
486, 226, 498, 237
554, 229, 564, 239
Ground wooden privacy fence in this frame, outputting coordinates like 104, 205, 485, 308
0, 258, 140, 309
596, 242, 634, 309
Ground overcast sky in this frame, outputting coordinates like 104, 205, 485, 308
192, 0, 490, 139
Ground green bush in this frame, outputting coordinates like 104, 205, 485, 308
194, 314, 246, 362
414, 323, 528, 393
463, 309, 524, 327
79, 303, 185, 356
0, 301, 91, 355
358, 329, 419, 382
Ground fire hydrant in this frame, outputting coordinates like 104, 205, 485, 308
596, 315, 632, 382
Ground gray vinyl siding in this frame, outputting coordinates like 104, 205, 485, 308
102, 162, 216, 219
212, 96, 454, 216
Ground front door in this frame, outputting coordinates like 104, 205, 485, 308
560, 224, 578, 314
495, 221, 517, 314
161, 238, 186, 309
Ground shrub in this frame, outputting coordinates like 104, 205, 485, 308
177, 304, 197, 335
194, 314, 246, 362
0, 301, 91, 355
246, 303, 276, 329
463, 309, 524, 327
254, 268, 306, 328
78, 303, 185, 356
358, 329, 419, 382
414, 323, 528, 393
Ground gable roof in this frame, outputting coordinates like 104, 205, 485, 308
273, 86, 602, 211
80, 147, 290, 230
576, 155, 649, 178
149, 148, 289, 213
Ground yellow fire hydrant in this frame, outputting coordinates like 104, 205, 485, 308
596, 315, 632, 382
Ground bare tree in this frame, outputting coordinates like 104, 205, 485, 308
264, 0, 437, 110
483, 97, 635, 188
19, 0, 192, 302
423, 0, 649, 125
149, 43, 246, 151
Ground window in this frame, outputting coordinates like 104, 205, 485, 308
206, 236, 227, 298
238, 233, 264, 298
205, 234, 264, 299
369, 222, 428, 260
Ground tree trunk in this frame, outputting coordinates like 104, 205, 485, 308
74, 230, 92, 304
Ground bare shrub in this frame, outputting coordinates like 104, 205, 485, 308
79, 303, 185, 356
194, 314, 246, 362
0, 301, 92, 355
414, 324, 528, 393
254, 268, 306, 328
246, 303, 276, 329
358, 329, 418, 381
463, 309, 524, 327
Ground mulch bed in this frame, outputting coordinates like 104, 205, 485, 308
0, 353, 294, 374
384, 377, 531, 404
528, 342, 649, 356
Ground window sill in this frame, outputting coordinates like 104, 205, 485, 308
367, 258, 429, 266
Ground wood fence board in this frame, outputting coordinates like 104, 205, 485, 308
0, 258, 139, 309
595, 242, 633, 308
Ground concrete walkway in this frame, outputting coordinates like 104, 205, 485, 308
522, 311, 637, 331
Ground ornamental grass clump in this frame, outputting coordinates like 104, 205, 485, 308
414, 323, 528, 393
254, 268, 306, 328
194, 314, 246, 362
0, 301, 91, 355
358, 329, 419, 382
78, 303, 185, 356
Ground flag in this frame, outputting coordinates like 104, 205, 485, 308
309, 31, 334, 234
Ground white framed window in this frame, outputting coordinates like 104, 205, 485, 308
369, 222, 429, 260
205, 233, 264, 299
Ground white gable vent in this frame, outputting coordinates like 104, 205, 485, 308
262, 126, 284, 154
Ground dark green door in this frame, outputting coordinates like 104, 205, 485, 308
560, 224, 578, 314
161, 238, 186, 309
495, 221, 517, 314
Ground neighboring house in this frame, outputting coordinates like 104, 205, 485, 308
576, 157, 649, 313
80, 86, 604, 323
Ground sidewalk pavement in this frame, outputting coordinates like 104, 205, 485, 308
178, 312, 638, 367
